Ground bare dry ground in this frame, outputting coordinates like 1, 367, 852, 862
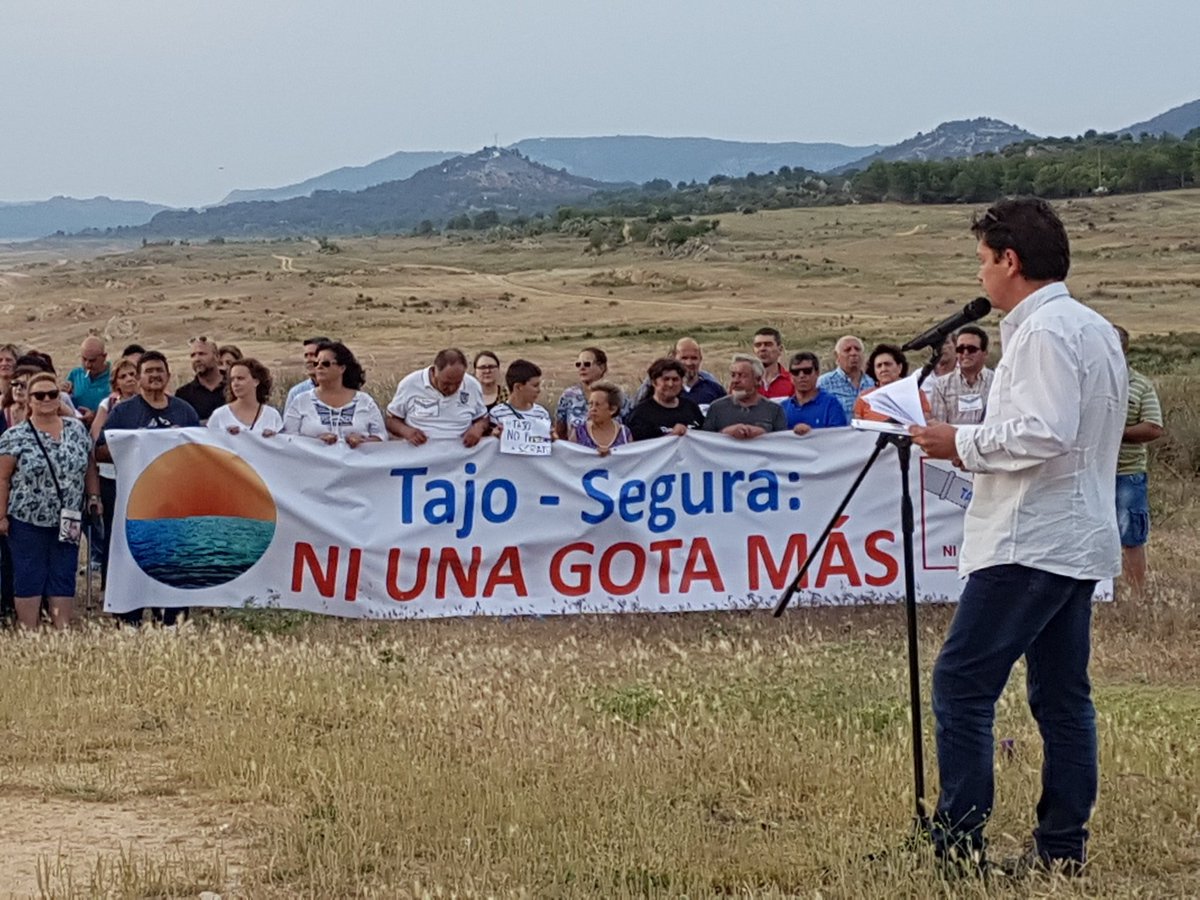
4, 190, 1197, 393
0, 194, 1198, 897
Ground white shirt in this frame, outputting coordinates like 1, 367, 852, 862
284, 378, 315, 412
954, 282, 1127, 580
387, 367, 487, 439
489, 401, 551, 428
283, 390, 387, 442
96, 394, 120, 480
207, 403, 284, 435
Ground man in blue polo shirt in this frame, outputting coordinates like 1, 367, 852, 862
780, 351, 847, 434
62, 335, 111, 426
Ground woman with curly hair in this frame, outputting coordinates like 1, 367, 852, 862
208, 358, 283, 435
282, 341, 385, 448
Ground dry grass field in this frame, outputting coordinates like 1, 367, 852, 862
1, 193, 1199, 897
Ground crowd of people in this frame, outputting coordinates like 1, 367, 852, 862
0, 281, 1162, 633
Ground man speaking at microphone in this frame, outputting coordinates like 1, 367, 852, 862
910, 198, 1126, 874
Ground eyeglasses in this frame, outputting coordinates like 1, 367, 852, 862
790, 366, 817, 376
316, 359, 340, 368
31, 389, 60, 401
575, 361, 595, 369
955, 345, 983, 355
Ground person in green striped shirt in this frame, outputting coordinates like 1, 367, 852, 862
1114, 326, 1165, 595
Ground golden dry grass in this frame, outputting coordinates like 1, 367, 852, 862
4, 189, 1199, 398
1, 194, 1199, 896
2, 578, 1198, 897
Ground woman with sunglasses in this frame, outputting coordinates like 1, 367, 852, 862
554, 347, 630, 440
209, 358, 284, 436
1, 364, 44, 430
0, 371, 100, 629
281, 341, 385, 447
473, 351, 508, 411
852, 343, 933, 422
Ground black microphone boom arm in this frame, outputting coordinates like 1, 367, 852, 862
901, 297, 991, 353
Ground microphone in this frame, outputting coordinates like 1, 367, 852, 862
901, 297, 991, 353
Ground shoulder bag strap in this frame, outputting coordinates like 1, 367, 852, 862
27, 421, 67, 506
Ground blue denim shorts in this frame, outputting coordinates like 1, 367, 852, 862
7, 518, 78, 597
1115, 472, 1150, 548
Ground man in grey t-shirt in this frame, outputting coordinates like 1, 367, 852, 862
702, 354, 787, 439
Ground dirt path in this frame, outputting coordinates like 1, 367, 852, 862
0, 788, 244, 897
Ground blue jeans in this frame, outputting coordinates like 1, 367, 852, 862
1115, 472, 1150, 548
932, 564, 1097, 864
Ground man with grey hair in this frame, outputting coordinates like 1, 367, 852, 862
702, 353, 787, 439
817, 335, 875, 420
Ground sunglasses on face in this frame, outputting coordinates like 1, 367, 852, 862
12, 381, 27, 390
956, 345, 983, 355
575, 361, 595, 369
31, 389, 60, 401
316, 359, 340, 368
790, 366, 816, 376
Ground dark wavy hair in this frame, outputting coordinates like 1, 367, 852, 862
647, 357, 685, 382
227, 358, 274, 404
971, 197, 1069, 282
316, 341, 365, 390
867, 343, 908, 379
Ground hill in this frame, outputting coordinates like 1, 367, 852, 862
835, 118, 1038, 173
217, 150, 462, 204
0, 196, 171, 241
1118, 98, 1200, 138
510, 135, 880, 185
132, 148, 612, 239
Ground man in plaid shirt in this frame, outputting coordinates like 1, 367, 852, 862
931, 325, 994, 425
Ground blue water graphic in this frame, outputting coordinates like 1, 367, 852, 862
127, 516, 275, 589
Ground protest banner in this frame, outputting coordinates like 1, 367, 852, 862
105, 428, 976, 618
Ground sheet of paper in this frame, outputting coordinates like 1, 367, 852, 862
850, 419, 911, 436
863, 372, 928, 426
499, 416, 553, 456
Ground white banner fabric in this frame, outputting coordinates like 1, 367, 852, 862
105, 428, 976, 618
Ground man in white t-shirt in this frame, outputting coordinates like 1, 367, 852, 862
386, 348, 489, 446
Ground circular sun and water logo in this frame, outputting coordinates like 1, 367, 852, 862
125, 445, 277, 589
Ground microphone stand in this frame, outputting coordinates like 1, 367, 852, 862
774, 349, 941, 837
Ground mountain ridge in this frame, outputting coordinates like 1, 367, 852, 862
833, 117, 1039, 173
129, 147, 609, 239
1118, 98, 1200, 138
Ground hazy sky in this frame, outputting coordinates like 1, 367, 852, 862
3, 0, 1197, 207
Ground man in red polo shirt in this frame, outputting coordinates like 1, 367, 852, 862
753, 327, 792, 399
